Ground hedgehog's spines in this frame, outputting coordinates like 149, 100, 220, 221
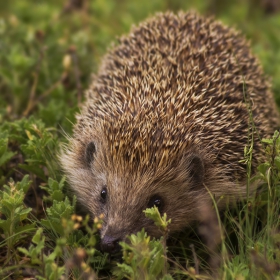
61, 11, 279, 242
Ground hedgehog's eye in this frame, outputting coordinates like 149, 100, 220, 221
100, 186, 107, 203
148, 195, 164, 213
85, 141, 96, 167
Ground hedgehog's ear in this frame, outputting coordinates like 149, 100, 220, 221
85, 141, 96, 167
188, 154, 205, 186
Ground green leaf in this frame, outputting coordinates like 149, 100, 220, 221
32, 228, 44, 245
0, 219, 10, 232
18, 247, 30, 256
0, 149, 16, 166
19, 163, 47, 181
51, 190, 64, 201
274, 156, 280, 170
0, 133, 17, 166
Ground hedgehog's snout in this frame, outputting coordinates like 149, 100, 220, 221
100, 223, 126, 254
100, 234, 122, 254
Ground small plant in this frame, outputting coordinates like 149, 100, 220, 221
220, 130, 280, 279
18, 227, 65, 280
114, 206, 172, 279
0, 175, 35, 270
16, 213, 104, 279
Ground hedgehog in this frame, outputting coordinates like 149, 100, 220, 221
61, 11, 279, 253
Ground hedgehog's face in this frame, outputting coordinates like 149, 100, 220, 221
63, 137, 208, 254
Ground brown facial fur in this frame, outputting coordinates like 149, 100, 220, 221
61, 11, 279, 243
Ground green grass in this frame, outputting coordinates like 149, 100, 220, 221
1, 0, 280, 279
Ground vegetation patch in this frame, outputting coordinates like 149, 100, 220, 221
1, 0, 280, 279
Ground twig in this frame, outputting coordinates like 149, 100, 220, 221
23, 72, 67, 117
69, 46, 83, 104
190, 243, 199, 274
23, 36, 45, 117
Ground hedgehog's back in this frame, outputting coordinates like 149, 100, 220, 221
80, 11, 279, 179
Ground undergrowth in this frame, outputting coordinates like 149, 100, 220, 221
1, 0, 280, 279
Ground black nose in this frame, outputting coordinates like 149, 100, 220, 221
101, 235, 122, 254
